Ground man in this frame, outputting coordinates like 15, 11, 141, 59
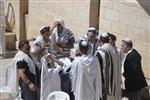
109, 33, 124, 99
52, 19, 75, 57
70, 40, 102, 100
40, 53, 63, 100
95, 32, 121, 100
32, 22, 59, 60
80, 27, 99, 55
109, 33, 117, 47
121, 38, 148, 100
14, 40, 40, 100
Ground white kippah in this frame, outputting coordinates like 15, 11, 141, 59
101, 32, 109, 38
88, 27, 96, 31
81, 40, 88, 46
40, 26, 46, 32
123, 38, 132, 43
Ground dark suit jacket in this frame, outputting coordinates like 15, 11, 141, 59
123, 49, 147, 92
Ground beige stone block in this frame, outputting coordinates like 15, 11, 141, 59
136, 16, 149, 30
119, 12, 128, 24
128, 6, 140, 15
148, 44, 150, 55
127, 26, 137, 40
134, 28, 145, 41
119, 23, 128, 35
103, 8, 119, 22
116, 34, 128, 47
99, 29, 109, 36
149, 30, 150, 42
128, 14, 137, 26
77, 3, 90, 13
113, 2, 129, 13
142, 29, 149, 42
111, 22, 121, 33
134, 41, 148, 56
149, 19, 150, 31
123, 1, 141, 8
99, 19, 112, 31
133, 41, 140, 50
141, 54, 149, 70
135, 28, 149, 43
101, 1, 113, 9
78, 11, 89, 23
137, 8, 149, 18
100, 7, 105, 18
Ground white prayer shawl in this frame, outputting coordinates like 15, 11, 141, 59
70, 55, 102, 100
51, 19, 73, 46
32, 35, 53, 53
40, 57, 62, 100
115, 47, 123, 98
11, 51, 38, 97
56, 57, 72, 73
101, 43, 121, 96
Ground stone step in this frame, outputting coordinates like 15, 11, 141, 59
5, 32, 16, 51
4, 50, 17, 58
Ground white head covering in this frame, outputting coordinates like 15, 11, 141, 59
101, 32, 109, 38
88, 27, 96, 31
123, 38, 132, 43
40, 26, 46, 32
55, 19, 65, 27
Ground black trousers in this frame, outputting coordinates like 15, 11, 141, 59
59, 71, 75, 100
20, 81, 37, 100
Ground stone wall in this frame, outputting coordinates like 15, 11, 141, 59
0, 0, 5, 55
27, 0, 92, 39
99, 0, 150, 77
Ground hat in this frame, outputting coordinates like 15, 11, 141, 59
88, 27, 96, 34
101, 32, 109, 38
122, 38, 132, 43
79, 40, 89, 54
99, 32, 110, 43
40, 26, 50, 34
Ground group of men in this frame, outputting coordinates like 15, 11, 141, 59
12, 19, 148, 100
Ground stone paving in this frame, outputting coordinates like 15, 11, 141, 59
0, 58, 13, 100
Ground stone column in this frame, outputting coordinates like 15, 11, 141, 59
0, 0, 6, 57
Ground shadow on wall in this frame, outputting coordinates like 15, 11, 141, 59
137, 0, 150, 16
5, 1, 15, 32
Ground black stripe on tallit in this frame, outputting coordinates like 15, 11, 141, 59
96, 52, 104, 84
107, 49, 114, 95
99, 48, 114, 95
98, 48, 110, 94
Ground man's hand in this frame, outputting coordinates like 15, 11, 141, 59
44, 43, 49, 49
47, 54, 55, 61
28, 83, 36, 92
